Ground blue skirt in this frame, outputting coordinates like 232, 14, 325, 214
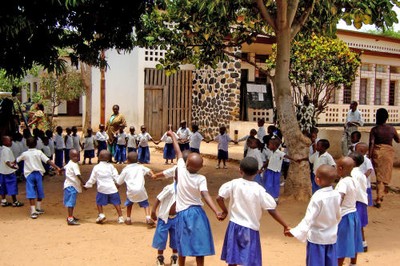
310, 172, 320, 194
367, 187, 373, 206
114, 144, 126, 162
97, 140, 107, 156
336, 212, 364, 258
163, 143, 176, 160
356, 201, 368, 227
55, 149, 64, 168
263, 169, 281, 198
217, 149, 228, 160
84, 150, 95, 158
306, 242, 337, 266
221, 221, 261, 266
254, 173, 263, 186
179, 143, 190, 152
176, 206, 215, 256
138, 146, 150, 163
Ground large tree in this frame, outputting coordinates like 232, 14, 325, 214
137, 0, 399, 200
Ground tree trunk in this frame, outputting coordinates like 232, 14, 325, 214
81, 62, 92, 133
273, 26, 311, 201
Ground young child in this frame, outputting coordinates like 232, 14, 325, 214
16, 137, 61, 219
22, 128, 32, 151
237, 128, 257, 157
54, 126, 65, 168
0, 136, 24, 207
63, 149, 85, 225
95, 124, 109, 157
151, 180, 178, 266
11, 133, 25, 180
335, 157, 364, 266
287, 165, 341, 266
168, 130, 221, 265
41, 137, 53, 175
309, 139, 336, 194
189, 124, 205, 153
64, 127, 73, 164
114, 124, 127, 164
127, 126, 138, 153
71, 126, 81, 161
348, 131, 361, 155
176, 120, 191, 152
245, 137, 264, 186
217, 157, 289, 266
214, 126, 236, 169
116, 152, 155, 226
257, 118, 266, 143
45, 130, 55, 160
137, 125, 158, 164
160, 125, 178, 165
82, 128, 96, 165
84, 150, 124, 224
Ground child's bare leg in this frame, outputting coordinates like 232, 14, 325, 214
196, 256, 204, 266
223, 159, 227, 167
97, 205, 104, 214
361, 227, 365, 241
178, 256, 186, 266
171, 159, 174, 164
228, 264, 237, 266
351, 254, 358, 265
338, 258, 345, 266
68, 207, 74, 217
144, 206, 151, 217
114, 204, 123, 216
157, 250, 164, 255
126, 205, 133, 218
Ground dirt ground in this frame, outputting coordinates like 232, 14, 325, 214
1, 144, 400, 266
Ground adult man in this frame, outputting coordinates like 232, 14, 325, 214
296, 95, 316, 133
342, 101, 363, 155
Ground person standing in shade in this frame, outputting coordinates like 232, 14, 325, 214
342, 101, 363, 156
106, 105, 127, 157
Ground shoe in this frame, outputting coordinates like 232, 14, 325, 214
280, 182, 285, 187
146, 218, 156, 227
156, 255, 165, 266
35, 209, 45, 214
125, 219, 132, 225
67, 218, 80, 226
12, 201, 24, 207
170, 255, 178, 266
1, 201, 11, 207
30, 212, 39, 219
118, 216, 125, 224
363, 241, 368, 252
223, 165, 228, 169
73, 216, 80, 221
96, 215, 106, 224
216, 165, 220, 169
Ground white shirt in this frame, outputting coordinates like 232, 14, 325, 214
190, 132, 204, 149
17, 149, 49, 177
346, 109, 364, 126
116, 163, 151, 202
127, 133, 137, 148
266, 149, 285, 172
42, 145, 52, 157
161, 132, 178, 144
65, 135, 73, 149
176, 158, 208, 212
290, 186, 341, 244
156, 184, 176, 224
36, 138, 44, 150
351, 167, 368, 205
116, 132, 127, 145
262, 147, 272, 162
95, 131, 109, 142
54, 134, 65, 149
163, 166, 177, 179
218, 178, 276, 231
176, 127, 191, 142
63, 160, 82, 192
215, 133, 231, 152
309, 152, 336, 174
47, 137, 55, 155
83, 136, 95, 150
246, 148, 264, 170
72, 135, 81, 151
335, 176, 357, 216
11, 141, 23, 158
84, 161, 119, 194
137, 132, 152, 147
0, 146, 16, 174
359, 155, 374, 188
257, 126, 266, 143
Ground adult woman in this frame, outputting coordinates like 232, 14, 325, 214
28, 103, 47, 131
369, 108, 400, 208
106, 104, 127, 155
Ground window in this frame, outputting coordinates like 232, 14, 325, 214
343, 85, 352, 104
389, 81, 396, 106
255, 54, 268, 64
361, 64, 370, 71
359, 79, 367, 105
375, 79, 382, 105
376, 65, 386, 73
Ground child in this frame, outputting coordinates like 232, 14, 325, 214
82, 128, 96, 165
41, 137, 52, 175
22, 128, 32, 151
11, 133, 25, 180
214, 126, 235, 169
168, 130, 221, 265
116, 152, 155, 226
95, 124, 109, 157
84, 150, 124, 224
16, 137, 61, 219
257, 118, 266, 143
237, 128, 257, 157
64, 127, 73, 164
54, 126, 65, 168
348, 131, 361, 154
127, 126, 138, 153
287, 165, 341, 266
217, 157, 289, 266
71, 126, 81, 161
151, 181, 178, 266
114, 124, 127, 164
245, 137, 264, 186
0, 136, 24, 207
335, 157, 364, 266
176, 120, 191, 152
63, 149, 86, 225
137, 125, 158, 164
160, 125, 178, 164
309, 139, 336, 194
189, 124, 205, 153
45, 130, 55, 160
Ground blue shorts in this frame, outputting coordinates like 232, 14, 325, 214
336, 212, 363, 258
84, 150, 95, 159
64, 186, 78, 207
55, 149, 64, 168
179, 143, 190, 152
96, 192, 121, 206
127, 147, 137, 153
125, 198, 149, 208
152, 217, 177, 250
26, 171, 45, 199
221, 221, 261, 266
0, 173, 18, 196
306, 242, 337, 266
97, 141, 107, 156
217, 149, 228, 160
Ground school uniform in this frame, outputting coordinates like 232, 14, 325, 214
95, 131, 109, 156
246, 147, 264, 185
290, 186, 342, 266
359, 156, 374, 206
42, 145, 52, 173
161, 132, 177, 160
54, 134, 65, 167
257, 126, 266, 143
335, 176, 364, 259
47, 137, 55, 160
0, 146, 18, 197
84, 161, 120, 206
83, 136, 95, 159
127, 133, 137, 153
63, 160, 82, 207
163, 166, 177, 180
309, 151, 336, 194
175, 158, 214, 257
114, 132, 127, 163
219, 178, 277, 266
263, 149, 285, 199
137, 132, 152, 164
189, 131, 203, 153
72, 135, 81, 160
215, 133, 231, 160
176, 127, 191, 151
351, 167, 369, 228
64, 135, 73, 163
11, 141, 24, 178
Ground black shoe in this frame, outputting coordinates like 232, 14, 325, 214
67, 218, 80, 226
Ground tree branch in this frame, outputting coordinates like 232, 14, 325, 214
287, 0, 300, 26
254, 0, 276, 31
290, 0, 316, 39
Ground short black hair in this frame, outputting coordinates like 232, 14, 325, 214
376, 108, 388, 125
240, 157, 259, 176
349, 152, 364, 167
351, 131, 361, 140
318, 139, 330, 149
26, 137, 37, 148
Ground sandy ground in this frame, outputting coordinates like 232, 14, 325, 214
1, 143, 400, 266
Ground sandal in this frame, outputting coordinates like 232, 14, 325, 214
12, 201, 24, 207
1, 201, 11, 207
374, 200, 381, 208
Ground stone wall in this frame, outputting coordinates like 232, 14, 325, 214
192, 52, 241, 139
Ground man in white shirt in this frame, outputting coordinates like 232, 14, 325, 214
342, 101, 364, 155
